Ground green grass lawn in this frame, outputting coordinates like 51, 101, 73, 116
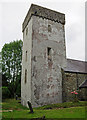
2, 107, 86, 119
1, 99, 87, 119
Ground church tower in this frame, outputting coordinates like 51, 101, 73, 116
21, 4, 66, 107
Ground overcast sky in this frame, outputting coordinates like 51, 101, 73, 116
0, 0, 86, 61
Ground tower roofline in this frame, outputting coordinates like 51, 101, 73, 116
22, 4, 65, 32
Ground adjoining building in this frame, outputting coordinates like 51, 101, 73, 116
62, 59, 87, 102
21, 4, 87, 107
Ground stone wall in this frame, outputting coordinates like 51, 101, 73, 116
21, 18, 32, 107
21, 4, 66, 108
22, 4, 65, 32
31, 16, 66, 107
62, 70, 87, 102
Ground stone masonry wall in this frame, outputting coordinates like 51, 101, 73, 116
21, 18, 32, 107
31, 16, 66, 107
22, 4, 65, 32
62, 70, 87, 102
21, 4, 66, 108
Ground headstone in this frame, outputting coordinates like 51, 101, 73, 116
27, 101, 34, 113
16, 95, 18, 100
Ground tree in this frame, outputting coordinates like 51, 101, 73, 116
0, 52, 1, 74
2, 40, 23, 97
0, 52, 2, 87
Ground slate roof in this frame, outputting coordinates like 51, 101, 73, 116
64, 59, 87, 74
79, 80, 87, 88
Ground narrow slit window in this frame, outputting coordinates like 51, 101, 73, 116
47, 47, 52, 61
48, 25, 52, 32
25, 69, 27, 83
25, 51, 27, 61
48, 47, 51, 56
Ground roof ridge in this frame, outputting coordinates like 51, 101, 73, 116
67, 58, 87, 63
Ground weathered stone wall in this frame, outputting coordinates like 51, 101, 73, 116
22, 4, 65, 32
21, 18, 32, 107
21, 4, 66, 108
31, 16, 66, 107
62, 71, 87, 102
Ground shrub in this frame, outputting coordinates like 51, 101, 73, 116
16, 84, 21, 97
2, 86, 11, 99
71, 90, 79, 102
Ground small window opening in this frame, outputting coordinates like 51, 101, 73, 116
47, 47, 52, 61
25, 51, 27, 61
25, 69, 27, 83
48, 25, 52, 32
33, 56, 36, 62
47, 47, 53, 68
48, 47, 51, 56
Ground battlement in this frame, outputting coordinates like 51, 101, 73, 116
22, 4, 65, 32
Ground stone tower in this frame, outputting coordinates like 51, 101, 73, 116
21, 4, 66, 107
